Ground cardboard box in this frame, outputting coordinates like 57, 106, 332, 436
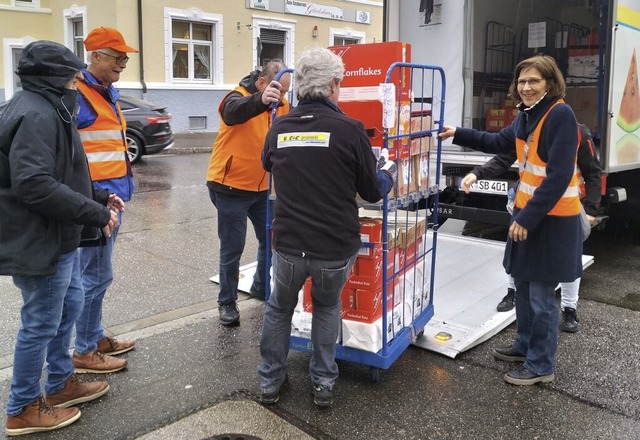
354, 249, 395, 281
343, 279, 398, 323
389, 217, 427, 249
342, 316, 384, 353
291, 309, 313, 339
410, 136, 432, 156
485, 116, 506, 132
486, 108, 506, 117
342, 301, 409, 353
329, 42, 412, 151
564, 86, 599, 129
412, 153, 431, 190
303, 278, 356, 314
360, 218, 382, 243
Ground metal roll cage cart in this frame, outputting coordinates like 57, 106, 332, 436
265, 63, 446, 382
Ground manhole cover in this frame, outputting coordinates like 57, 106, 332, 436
206, 435, 263, 440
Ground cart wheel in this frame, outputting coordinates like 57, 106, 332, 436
369, 367, 381, 383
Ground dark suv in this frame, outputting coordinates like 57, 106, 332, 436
0, 94, 174, 164
118, 94, 174, 164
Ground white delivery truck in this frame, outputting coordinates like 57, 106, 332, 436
384, 0, 640, 229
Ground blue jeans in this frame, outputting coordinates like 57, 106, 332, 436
208, 189, 267, 305
7, 250, 84, 415
512, 278, 559, 376
75, 211, 121, 355
258, 250, 357, 393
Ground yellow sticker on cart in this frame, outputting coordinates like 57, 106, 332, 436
277, 132, 331, 148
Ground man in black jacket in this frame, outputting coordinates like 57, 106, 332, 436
1, 41, 118, 436
258, 47, 396, 408
460, 123, 601, 331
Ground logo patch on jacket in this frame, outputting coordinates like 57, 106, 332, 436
277, 132, 330, 148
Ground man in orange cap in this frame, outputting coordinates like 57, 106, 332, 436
73, 27, 138, 374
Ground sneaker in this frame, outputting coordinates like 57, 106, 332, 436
493, 345, 526, 362
312, 383, 333, 408
504, 366, 555, 385
73, 351, 127, 374
561, 307, 580, 333
219, 302, 240, 326
260, 375, 289, 405
97, 336, 135, 356
496, 288, 516, 312
45, 374, 109, 408
5, 396, 81, 436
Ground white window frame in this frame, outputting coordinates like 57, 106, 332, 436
164, 7, 222, 86
330, 27, 366, 46
63, 5, 87, 61
252, 17, 295, 71
0, 1, 49, 13
13, 0, 39, 7
3, 37, 36, 101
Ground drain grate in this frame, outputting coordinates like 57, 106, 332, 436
205, 435, 263, 440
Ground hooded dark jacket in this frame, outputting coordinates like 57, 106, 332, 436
0, 40, 112, 276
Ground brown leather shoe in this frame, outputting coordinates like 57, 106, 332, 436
73, 351, 127, 374
5, 396, 80, 436
45, 374, 109, 408
97, 336, 135, 356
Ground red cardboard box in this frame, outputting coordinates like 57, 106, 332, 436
343, 279, 399, 323
303, 278, 356, 314
329, 42, 412, 150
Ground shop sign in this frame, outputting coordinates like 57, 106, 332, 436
284, 0, 344, 20
249, 0, 269, 10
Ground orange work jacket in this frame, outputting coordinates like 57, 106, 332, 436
207, 86, 289, 192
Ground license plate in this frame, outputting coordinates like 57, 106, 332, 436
461, 179, 509, 195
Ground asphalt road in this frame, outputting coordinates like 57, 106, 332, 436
0, 150, 639, 440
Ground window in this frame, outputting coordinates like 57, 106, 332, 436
13, 0, 39, 6
3, 38, 33, 100
72, 19, 85, 60
330, 28, 366, 46
11, 48, 23, 93
64, 6, 87, 61
333, 36, 360, 46
172, 20, 213, 82
258, 29, 286, 68
251, 18, 295, 72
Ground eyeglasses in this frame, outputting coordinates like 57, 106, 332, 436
517, 78, 544, 87
97, 51, 129, 65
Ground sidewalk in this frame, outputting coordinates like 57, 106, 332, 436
168, 132, 216, 154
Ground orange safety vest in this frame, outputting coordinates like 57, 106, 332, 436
76, 81, 128, 181
206, 86, 289, 192
515, 99, 582, 216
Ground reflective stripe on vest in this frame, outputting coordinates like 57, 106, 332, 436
76, 81, 128, 181
515, 99, 582, 216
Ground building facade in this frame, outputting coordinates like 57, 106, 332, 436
0, 0, 383, 132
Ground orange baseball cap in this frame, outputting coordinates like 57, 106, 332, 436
84, 26, 139, 53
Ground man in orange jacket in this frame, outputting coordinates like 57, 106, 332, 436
206, 62, 291, 326
73, 27, 137, 374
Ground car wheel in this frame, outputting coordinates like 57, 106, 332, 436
126, 131, 144, 164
